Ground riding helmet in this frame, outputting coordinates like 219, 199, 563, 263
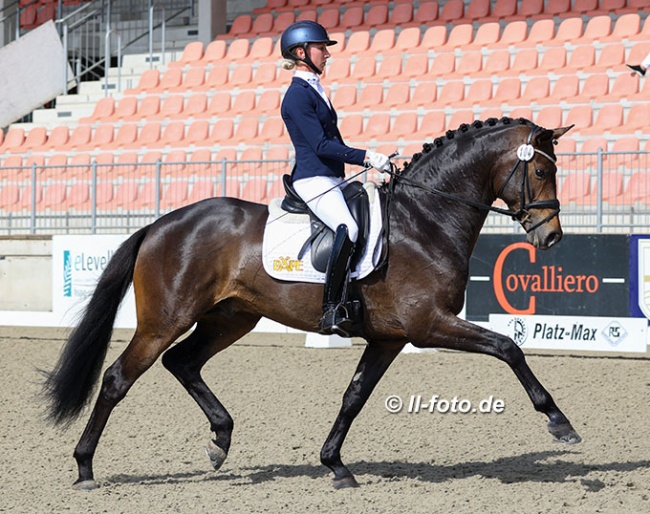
280, 21, 337, 60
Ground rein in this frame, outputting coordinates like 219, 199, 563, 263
386, 125, 561, 233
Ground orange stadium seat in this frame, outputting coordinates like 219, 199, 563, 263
512, 0, 544, 19
114, 152, 139, 177
216, 177, 243, 198
511, 77, 550, 105
254, 89, 281, 115
150, 68, 183, 93
543, 0, 571, 17
133, 95, 162, 121
391, 112, 419, 140
318, 8, 339, 30
613, 104, 650, 134
67, 183, 91, 210
575, 15, 612, 44
413, 25, 447, 54
62, 125, 92, 151
95, 182, 115, 210
411, 1, 440, 26
398, 53, 429, 81
373, 54, 402, 83
339, 7, 364, 31
42, 183, 67, 211
196, 92, 231, 119
2, 155, 24, 174
247, 37, 274, 61
259, 117, 286, 143
241, 177, 268, 203
480, 50, 510, 77
488, 78, 521, 107
564, 105, 593, 133
161, 180, 190, 210
187, 180, 217, 203
585, 171, 624, 205
622, 172, 650, 206
43, 154, 68, 180
1, 128, 25, 153
0, 184, 21, 211
325, 59, 350, 83
251, 12, 273, 36
437, 80, 465, 106
254, 62, 281, 88
24, 154, 45, 174
559, 173, 591, 204
80, 96, 115, 123
296, 9, 317, 23
535, 106, 563, 129
114, 181, 140, 209
124, 68, 160, 95
181, 93, 208, 119
439, 0, 464, 24
361, 5, 389, 29
383, 83, 411, 109
337, 31, 370, 58
369, 29, 395, 55
440, 23, 473, 51
333, 85, 357, 111
21, 126, 48, 153
630, 14, 650, 42
152, 121, 186, 148
169, 41, 204, 68
94, 153, 114, 175
382, 3, 414, 28
193, 40, 226, 67
18, 184, 43, 211
607, 138, 640, 170
547, 17, 583, 46
229, 64, 253, 87
151, 94, 184, 120
565, 45, 596, 73
460, 79, 493, 108
224, 39, 250, 62
607, 73, 636, 101
517, 19, 555, 48
384, 26, 420, 55
593, 43, 625, 72
349, 56, 377, 83
105, 122, 138, 150
273, 11, 296, 33
173, 67, 206, 92
207, 119, 235, 146
533, 47, 567, 76
347, 84, 383, 112
233, 118, 259, 143
541, 76, 579, 106
429, 53, 456, 78
127, 122, 161, 150
197, 66, 229, 91
602, 12, 641, 42
465, 0, 491, 21
69, 153, 91, 179
485, 0, 517, 21
578, 74, 610, 102
410, 82, 437, 108
340, 114, 364, 141
453, 51, 483, 77
42, 125, 70, 151
219, 14, 252, 39
107, 96, 138, 121
503, 48, 538, 76
467, 22, 500, 49
415, 111, 447, 140
230, 90, 257, 116
493, 20, 527, 48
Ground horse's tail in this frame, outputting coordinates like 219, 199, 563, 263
42, 226, 150, 426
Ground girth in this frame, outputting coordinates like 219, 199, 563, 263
280, 174, 370, 273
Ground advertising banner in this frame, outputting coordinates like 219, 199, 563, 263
630, 235, 650, 321
467, 234, 630, 322
52, 235, 135, 327
490, 314, 647, 353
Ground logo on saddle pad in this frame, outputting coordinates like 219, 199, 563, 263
262, 182, 384, 284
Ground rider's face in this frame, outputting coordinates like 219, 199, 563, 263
297, 42, 330, 73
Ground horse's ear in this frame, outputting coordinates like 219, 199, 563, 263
551, 125, 574, 141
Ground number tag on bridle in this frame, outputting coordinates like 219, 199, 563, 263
517, 144, 535, 162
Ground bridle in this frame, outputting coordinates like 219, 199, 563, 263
386, 125, 561, 233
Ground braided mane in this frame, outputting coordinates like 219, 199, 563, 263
402, 116, 532, 171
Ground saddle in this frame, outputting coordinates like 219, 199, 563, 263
280, 174, 370, 273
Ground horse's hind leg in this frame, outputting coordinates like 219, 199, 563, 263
320, 341, 404, 489
73, 329, 184, 490
162, 308, 261, 472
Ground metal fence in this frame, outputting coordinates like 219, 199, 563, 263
0, 150, 649, 235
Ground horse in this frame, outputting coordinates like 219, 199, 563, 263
42, 117, 581, 491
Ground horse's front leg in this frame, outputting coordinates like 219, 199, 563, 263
320, 341, 404, 489
412, 316, 581, 444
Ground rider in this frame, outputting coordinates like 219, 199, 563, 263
280, 20, 391, 337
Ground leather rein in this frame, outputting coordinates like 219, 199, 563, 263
385, 125, 561, 233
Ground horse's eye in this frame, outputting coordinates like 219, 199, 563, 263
535, 168, 545, 179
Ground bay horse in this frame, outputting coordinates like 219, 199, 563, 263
43, 117, 581, 490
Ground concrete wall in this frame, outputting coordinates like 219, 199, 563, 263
0, 236, 52, 310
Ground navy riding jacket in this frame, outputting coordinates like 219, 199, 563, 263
281, 77, 366, 181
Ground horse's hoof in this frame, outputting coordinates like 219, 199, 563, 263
72, 479, 99, 491
205, 439, 228, 470
548, 422, 582, 444
332, 476, 360, 489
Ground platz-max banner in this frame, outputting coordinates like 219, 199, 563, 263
466, 234, 630, 322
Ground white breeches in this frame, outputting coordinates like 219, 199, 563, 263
292, 175, 359, 243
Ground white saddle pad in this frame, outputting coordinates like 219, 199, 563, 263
262, 182, 384, 283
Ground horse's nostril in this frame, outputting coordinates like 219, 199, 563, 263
547, 231, 562, 248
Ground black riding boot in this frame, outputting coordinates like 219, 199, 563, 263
318, 224, 356, 337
